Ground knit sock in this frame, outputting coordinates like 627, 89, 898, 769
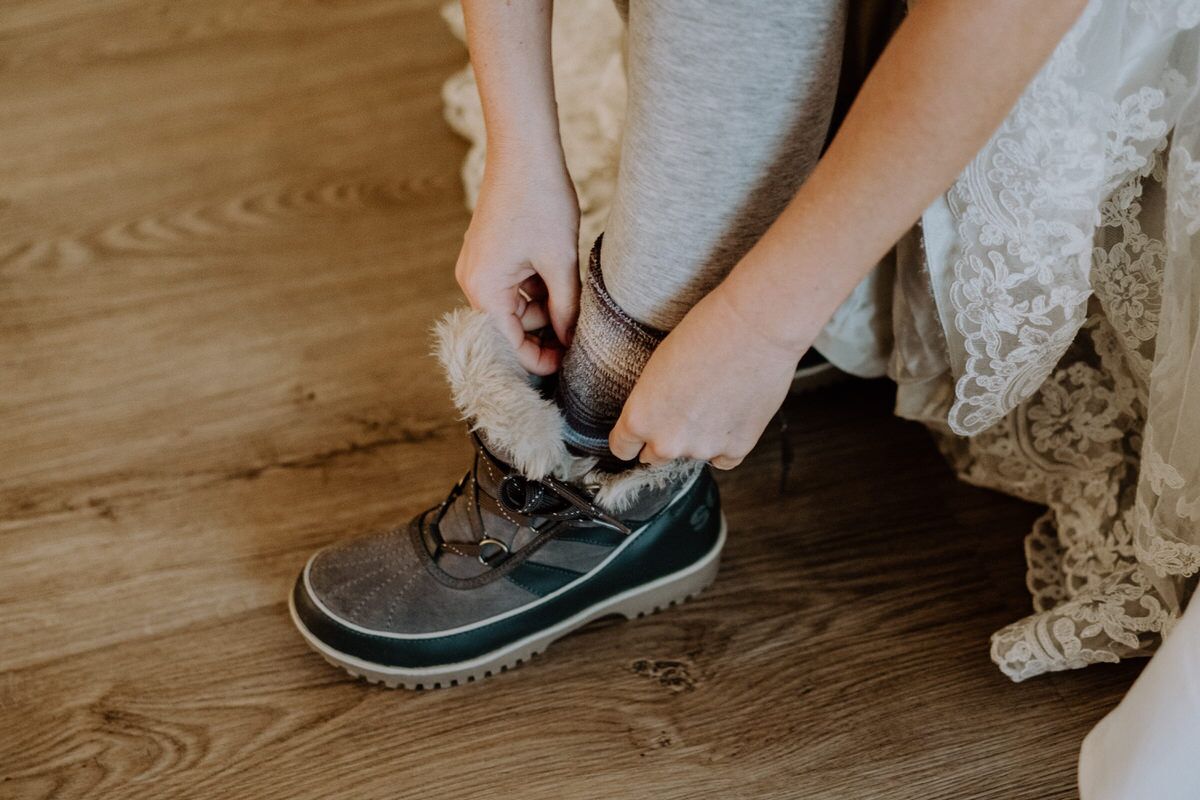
558, 234, 667, 463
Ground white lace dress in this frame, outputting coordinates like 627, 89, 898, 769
440, 0, 1200, 684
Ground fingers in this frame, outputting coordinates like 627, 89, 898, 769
709, 455, 744, 470
608, 416, 645, 463
609, 421, 686, 466
517, 299, 551, 332
638, 442, 675, 466
517, 276, 548, 303
611, 405, 680, 466
463, 264, 571, 376
495, 311, 562, 376
541, 259, 580, 347
610, 412, 747, 469
472, 276, 560, 375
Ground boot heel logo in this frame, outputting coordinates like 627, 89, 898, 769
689, 505, 711, 530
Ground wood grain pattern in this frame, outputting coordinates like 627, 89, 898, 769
0, 2, 1138, 798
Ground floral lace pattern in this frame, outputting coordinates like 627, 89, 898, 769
441, 0, 1200, 682
932, 0, 1200, 680
944, 5, 1182, 436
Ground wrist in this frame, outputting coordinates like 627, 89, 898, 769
485, 113, 564, 161
485, 133, 571, 186
713, 269, 825, 359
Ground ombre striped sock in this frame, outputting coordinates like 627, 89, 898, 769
557, 235, 667, 463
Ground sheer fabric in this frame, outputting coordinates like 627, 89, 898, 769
440, 0, 1200, 682
902, 0, 1200, 681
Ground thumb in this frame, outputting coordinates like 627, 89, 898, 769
608, 413, 644, 462
541, 260, 580, 347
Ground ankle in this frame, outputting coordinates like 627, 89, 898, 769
557, 234, 666, 459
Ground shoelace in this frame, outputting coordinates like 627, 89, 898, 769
421, 434, 631, 567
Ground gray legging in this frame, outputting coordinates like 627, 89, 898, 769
604, 0, 847, 329
558, 0, 849, 457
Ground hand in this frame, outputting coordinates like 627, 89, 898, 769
609, 287, 806, 470
455, 146, 580, 375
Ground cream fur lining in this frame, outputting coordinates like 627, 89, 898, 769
434, 308, 581, 481
432, 308, 699, 513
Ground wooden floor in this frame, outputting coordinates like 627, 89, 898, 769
0, 2, 1142, 798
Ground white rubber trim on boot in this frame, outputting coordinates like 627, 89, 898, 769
289, 515, 726, 690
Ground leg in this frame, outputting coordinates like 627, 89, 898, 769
291, 0, 851, 687
608, 0, 847, 328
561, 0, 847, 456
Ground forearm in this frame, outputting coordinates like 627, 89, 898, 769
720, 0, 1088, 353
462, 0, 563, 164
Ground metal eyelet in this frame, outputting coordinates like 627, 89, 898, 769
477, 537, 509, 566
498, 473, 529, 512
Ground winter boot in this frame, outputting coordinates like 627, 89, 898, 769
289, 309, 725, 688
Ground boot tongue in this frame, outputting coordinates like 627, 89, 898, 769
475, 441, 573, 516
430, 447, 569, 580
